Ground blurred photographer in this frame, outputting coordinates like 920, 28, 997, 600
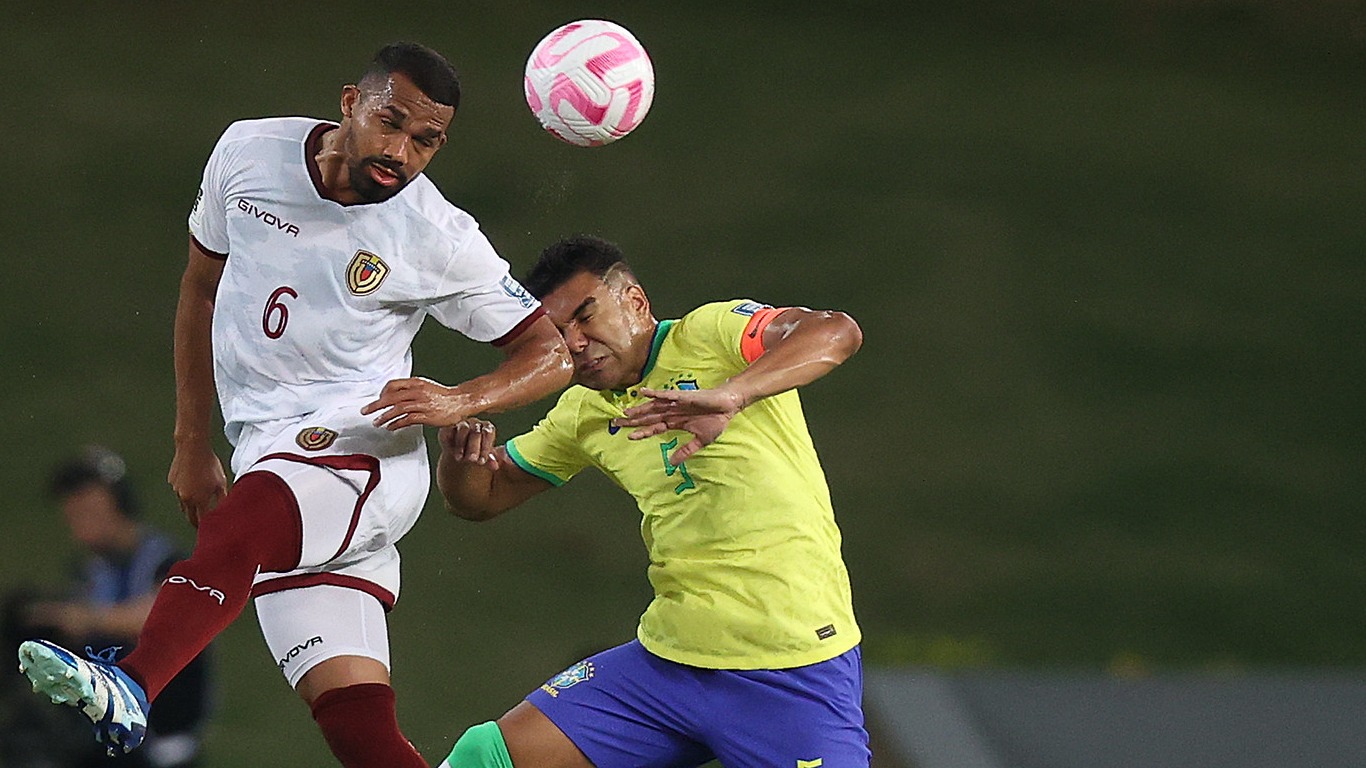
2, 446, 212, 768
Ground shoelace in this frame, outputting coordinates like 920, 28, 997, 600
84, 645, 124, 665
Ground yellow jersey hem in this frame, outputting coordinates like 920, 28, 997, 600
637, 628, 861, 671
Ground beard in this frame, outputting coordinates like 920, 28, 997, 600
338, 128, 411, 202
346, 156, 410, 203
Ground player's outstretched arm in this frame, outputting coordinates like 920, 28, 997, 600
436, 420, 553, 520
364, 315, 571, 430
618, 307, 862, 464
168, 238, 229, 527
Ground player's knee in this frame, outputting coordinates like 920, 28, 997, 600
443, 721, 513, 768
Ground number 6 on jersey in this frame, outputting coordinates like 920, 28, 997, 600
262, 286, 297, 339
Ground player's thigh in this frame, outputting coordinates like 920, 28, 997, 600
246, 450, 425, 572
524, 641, 712, 768
707, 647, 871, 768
254, 583, 391, 692
497, 700, 594, 768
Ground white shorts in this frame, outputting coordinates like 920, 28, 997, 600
255, 584, 391, 688
231, 401, 429, 685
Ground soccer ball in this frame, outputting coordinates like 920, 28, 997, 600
524, 19, 655, 147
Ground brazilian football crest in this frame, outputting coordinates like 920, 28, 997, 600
346, 250, 389, 295
295, 427, 338, 451
548, 661, 595, 690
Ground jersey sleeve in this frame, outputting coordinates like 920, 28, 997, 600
678, 300, 788, 368
187, 123, 240, 257
504, 391, 591, 486
421, 229, 543, 344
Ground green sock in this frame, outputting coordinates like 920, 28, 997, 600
443, 721, 514, 768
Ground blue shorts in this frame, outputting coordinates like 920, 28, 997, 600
527, 640, 870, 768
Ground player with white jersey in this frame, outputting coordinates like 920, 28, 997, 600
18, 42, 572, 768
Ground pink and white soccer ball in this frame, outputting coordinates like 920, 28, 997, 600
524, 19, 655, 147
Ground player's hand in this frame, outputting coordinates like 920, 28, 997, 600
363, 377, 477, 430
438, 420, 502, 469
615, 387, 745, 465
168, 441, 227, 527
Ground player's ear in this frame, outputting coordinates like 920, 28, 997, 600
624, 283, 650, 318
340, 84, 361, 119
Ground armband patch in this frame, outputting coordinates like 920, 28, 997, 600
740, 307, 787, 363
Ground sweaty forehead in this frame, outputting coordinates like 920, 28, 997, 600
543, 272, 611, 324
362, 73, 454, 130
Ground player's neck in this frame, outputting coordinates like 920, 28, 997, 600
626, 317, 661, 384
313, 127, 361, 204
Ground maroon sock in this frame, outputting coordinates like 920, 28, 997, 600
120, 472, 301, 700
311, 683, 428, 768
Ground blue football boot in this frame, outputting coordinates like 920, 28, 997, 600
18, 639, 149, 756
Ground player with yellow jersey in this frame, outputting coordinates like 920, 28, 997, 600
437, 235, 869, 768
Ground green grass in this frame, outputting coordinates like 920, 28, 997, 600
2, 1, 1362, 764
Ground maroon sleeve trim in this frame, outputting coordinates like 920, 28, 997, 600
491, 306, 547, 347
190, 234, 228, 261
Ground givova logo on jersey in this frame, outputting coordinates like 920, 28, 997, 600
347, 250, 390, 295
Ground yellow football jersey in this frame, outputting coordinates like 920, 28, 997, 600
506, 300, 860, 669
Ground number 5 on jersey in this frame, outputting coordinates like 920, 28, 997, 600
659, 439, 696, 494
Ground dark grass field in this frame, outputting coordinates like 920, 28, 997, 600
2, 1, 1363, 764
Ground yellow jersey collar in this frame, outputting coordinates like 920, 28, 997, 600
612, 318, 676, 397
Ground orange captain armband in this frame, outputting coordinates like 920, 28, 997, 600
740, 306, 788, 363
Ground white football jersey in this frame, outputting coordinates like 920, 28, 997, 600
188, 117, 540, 445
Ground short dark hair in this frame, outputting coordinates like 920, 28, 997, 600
362, 41, 461, 109
523, 235, 635, 299
48, 446, 139, 518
